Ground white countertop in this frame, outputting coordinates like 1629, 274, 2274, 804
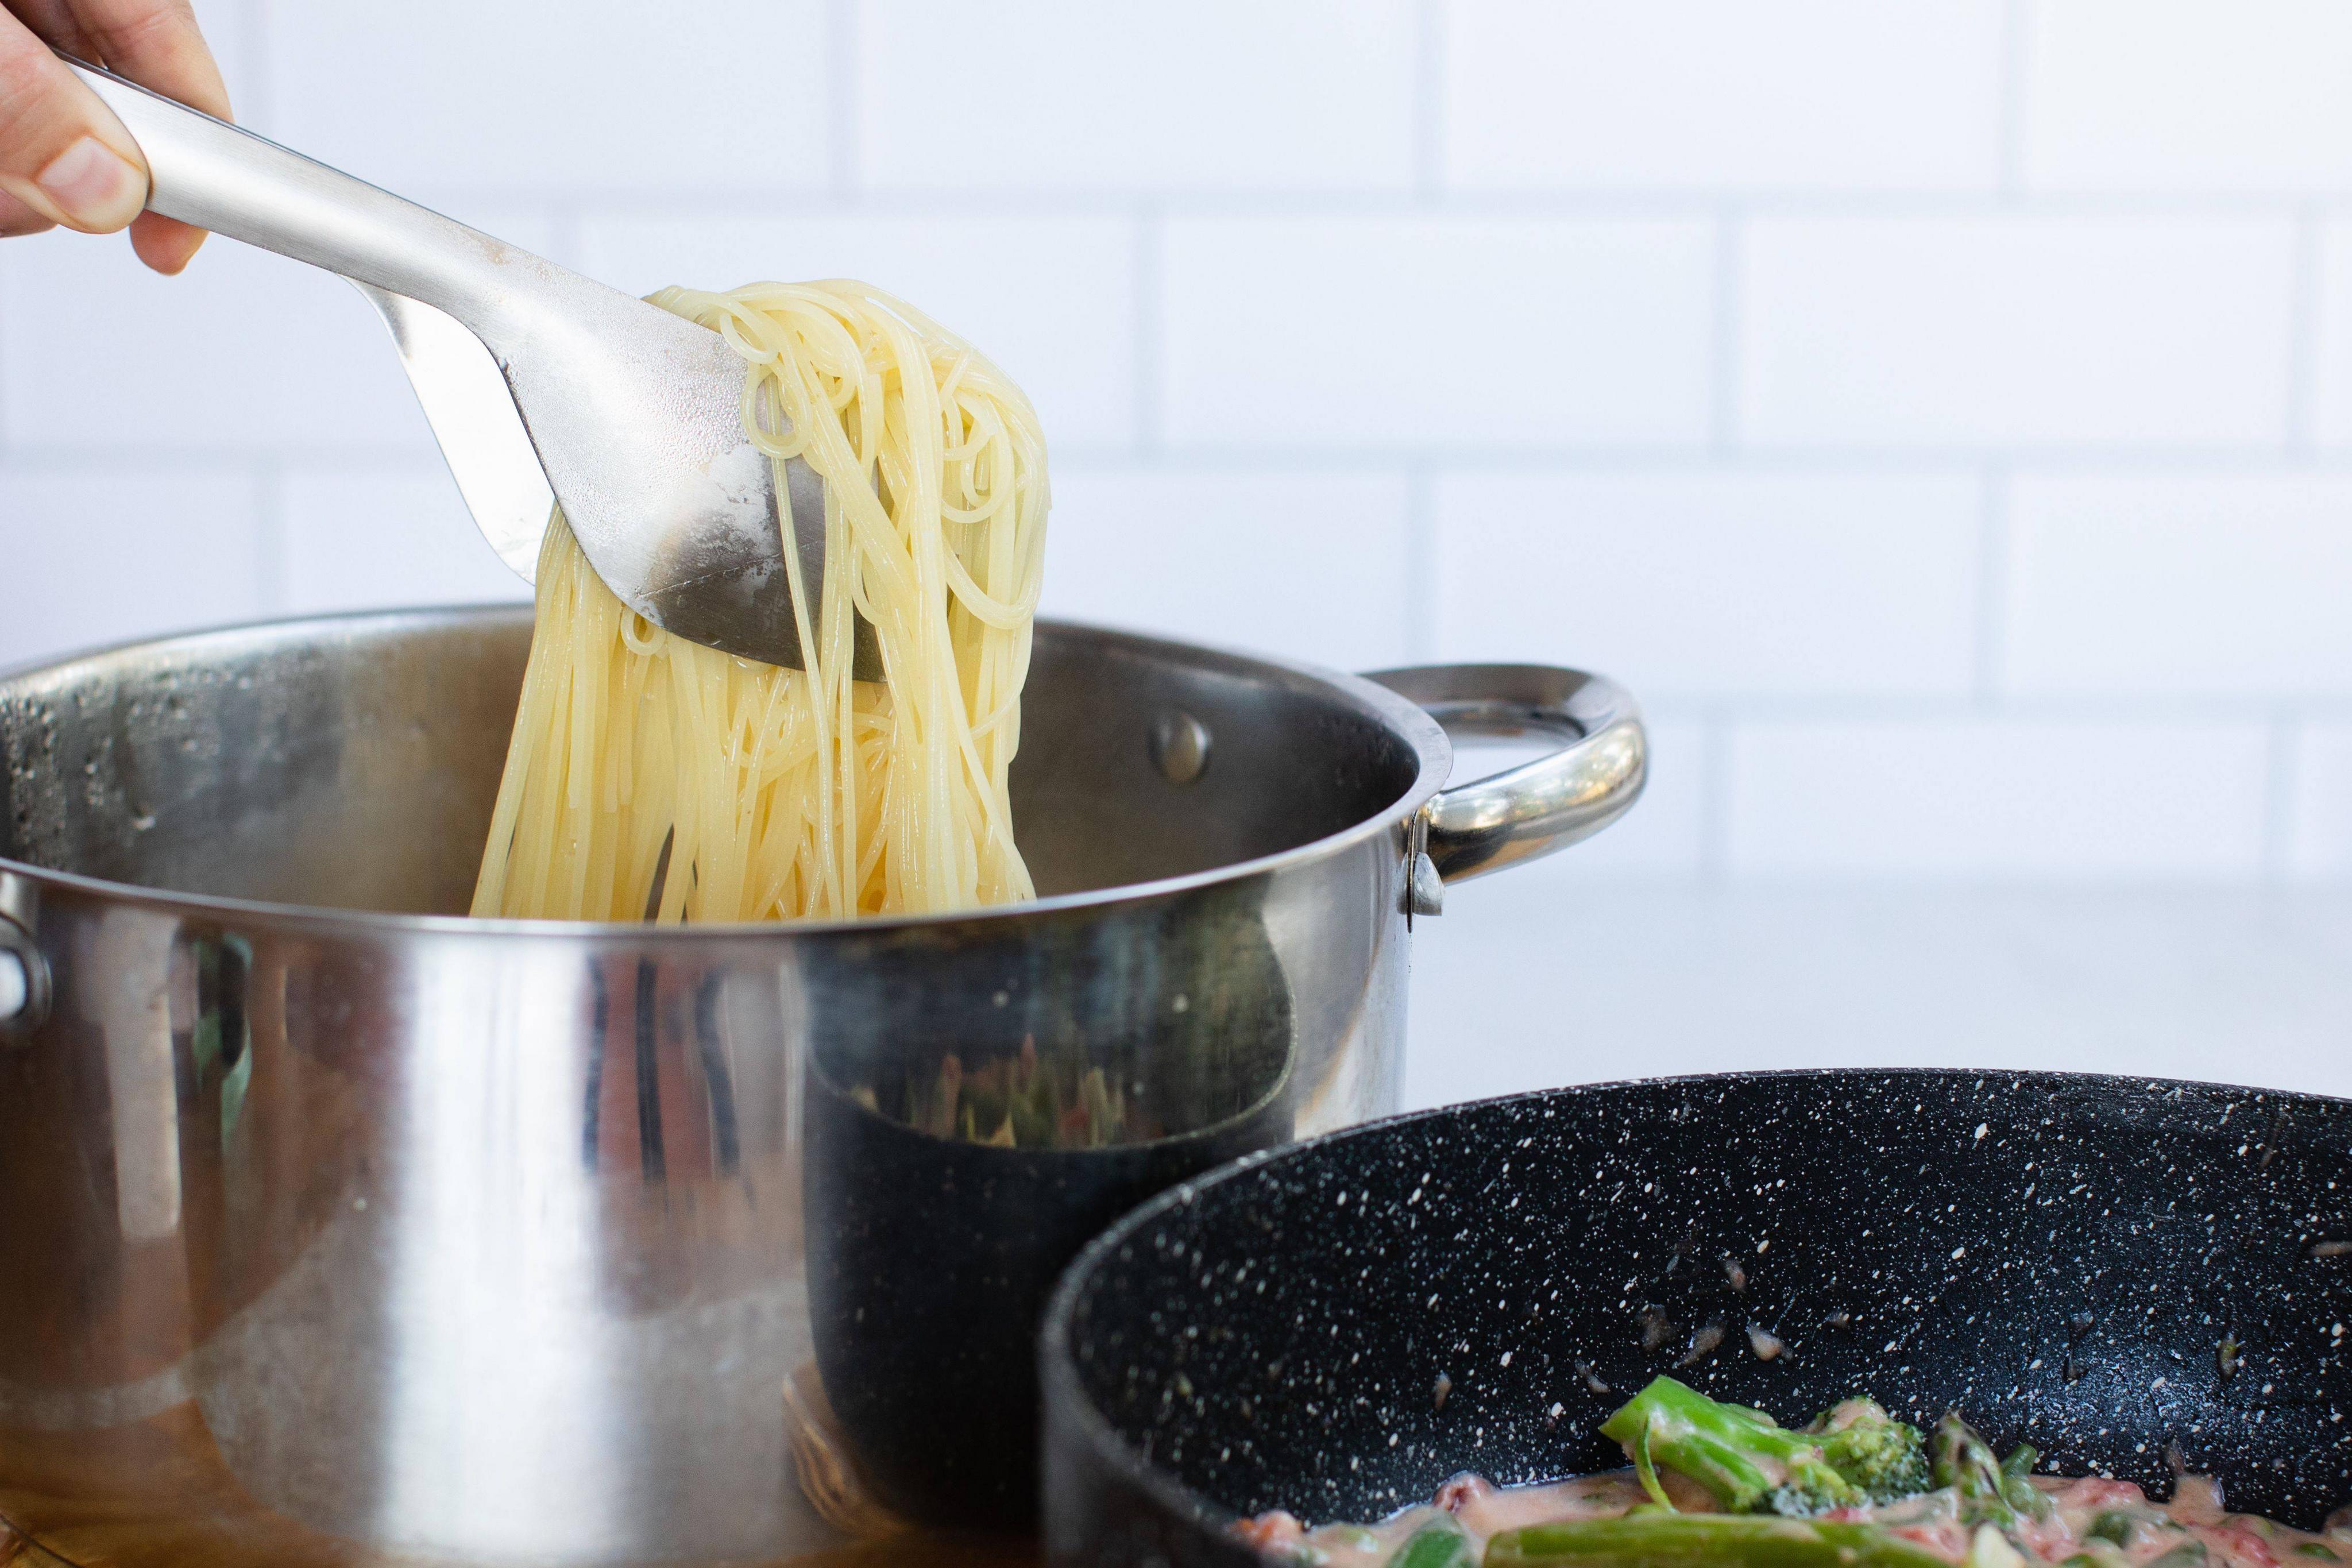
1402, 867, 2352, 1112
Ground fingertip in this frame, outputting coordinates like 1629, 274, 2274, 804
30, 133, 147, 233
129, 211, 203, 274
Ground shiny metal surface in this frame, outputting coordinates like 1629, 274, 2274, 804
59, 54, 872, 677
354, 285, 553, 580
0, 609, 1642, 1565
1370, 663, 1647, 882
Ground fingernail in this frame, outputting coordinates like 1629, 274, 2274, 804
35, 137, 145, 230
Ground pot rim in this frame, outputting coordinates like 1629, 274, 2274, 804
0, 604, 1454, 939
1035, 1065, 2350, 1543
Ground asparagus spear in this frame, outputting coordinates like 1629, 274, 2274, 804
1486, 1512, 1957, 1568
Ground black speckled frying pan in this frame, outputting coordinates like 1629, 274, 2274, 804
1040, 1070, 2352, 1566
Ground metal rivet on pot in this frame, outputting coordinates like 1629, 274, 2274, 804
0, 934, 45, 1036
1149, 710, 1211, 785
0, 872, 44, 1036
1406, 852, 1444, 918
0, 950, 25, 1023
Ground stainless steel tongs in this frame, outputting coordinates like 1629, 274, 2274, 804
62, 53, 875, 677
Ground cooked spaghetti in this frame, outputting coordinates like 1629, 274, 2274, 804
470, 281, 1048, 922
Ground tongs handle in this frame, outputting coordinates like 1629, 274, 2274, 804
60, 52, 516, 334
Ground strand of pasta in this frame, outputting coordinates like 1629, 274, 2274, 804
470, 280, 1047, 922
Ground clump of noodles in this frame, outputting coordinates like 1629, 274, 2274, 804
470, 280, 1048, 922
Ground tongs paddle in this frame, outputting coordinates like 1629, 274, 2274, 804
60, 52, 873, 676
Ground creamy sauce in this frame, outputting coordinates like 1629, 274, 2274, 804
1238, 1469, 2352, 1567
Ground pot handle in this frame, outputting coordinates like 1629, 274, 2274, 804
1364, 665, 1646, 885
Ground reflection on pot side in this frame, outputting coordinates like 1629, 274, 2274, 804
0, 608, 1640, 1565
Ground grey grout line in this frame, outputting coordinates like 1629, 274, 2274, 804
1973, 466, 2010, 704
1, 450, 334, 475
1361, 688, 2322, 725
2288, 203, 2323, 455
17, 443, 2352, 475
252, 458, 287, 615
1998, 0, 2029, 201
1034, 442, 2339, 470
1710, 207, 1742, 457
1627, 695, 2305, 724
484, 190, 2335, 222
1415, 0, 1447, 203
828, 0, 860, 198
1133, 206, 1164, 455
1402, 464, 1436, 662
2264, 712, 2303, 882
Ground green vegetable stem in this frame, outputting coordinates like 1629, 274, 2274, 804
1390, 1512, 1476, 1568
1486, 1513, 1957, 1568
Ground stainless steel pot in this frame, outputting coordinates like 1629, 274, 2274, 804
0, 607, 1642, 1566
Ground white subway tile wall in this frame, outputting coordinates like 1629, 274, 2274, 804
1041, 466, 1413, 671
1432, 470, 1982, 697
1161, 216, 1716, 449
1739, 215, 2297, 449
2019, 2, 2352, 194
1725, 718, 2274, 879
3, 0, 2350, 883
264, 2, 833, 194
858, 3, 1418, 192
0, 468, 265, 666
1443, 2, 2005, 193
2004, 474, 2352, 696
278, 465, 526, 618
2291, 725, 2352, 879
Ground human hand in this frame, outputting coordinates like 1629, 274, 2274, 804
0, 0, 229, 272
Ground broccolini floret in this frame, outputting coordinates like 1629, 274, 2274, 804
1931, 1413, 2053, 1530
1599, 1377, 1929, 1517
1808, 1398, 1934, 1504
